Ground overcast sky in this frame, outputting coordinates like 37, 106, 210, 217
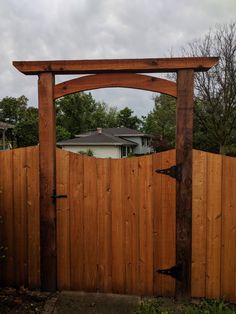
0, 0, 236, 116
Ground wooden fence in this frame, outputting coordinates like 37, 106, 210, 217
0, 147, 236, 301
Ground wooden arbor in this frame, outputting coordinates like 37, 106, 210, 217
13, 57, 218, 297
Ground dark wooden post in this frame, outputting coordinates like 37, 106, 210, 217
176, 69, 194, 298
38, 72, 57, 291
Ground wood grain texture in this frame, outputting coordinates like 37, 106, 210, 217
13, 57, 218, 75
13, 148, 28, 286
176, 69, 194, 298
205, 153, 222, 299
69, 153, 84, 290
123, 157, 139, 295
38, 72, 56, 291
110, 158, 125, 294
26, 146, 40, 289
83, 156, 98, 291
54, 74, 177, 99
0, 150, 14, 285
192, 150, 207, 297
56, 149, 70, 290
138, 156, 154, 295
1, 147, 236, 301
221, 155, 236, 301
97, 158, 112, 292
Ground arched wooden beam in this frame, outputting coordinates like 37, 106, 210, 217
54, 73, 177, 99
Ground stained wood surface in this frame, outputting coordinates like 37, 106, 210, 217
13, 57, 218, 75
38, 72, 56, 291
0, 147, 40, 288
26, 147, 40, 288
0, 147, 236, 302
221, 156, 236, 301
191, 150, 207, 297
205, 153, 222, 298
56, 149, 70, 290
176, 69, 194, 298
54, 74, 177, 99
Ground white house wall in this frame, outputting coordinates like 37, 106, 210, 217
122, 136, 152, 154
62, 145, 121, 158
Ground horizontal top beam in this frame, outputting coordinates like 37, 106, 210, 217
13, 57, 218, 75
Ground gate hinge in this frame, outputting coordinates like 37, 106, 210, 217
155, 164, 182, 181
51, 189, 67, 204
157, 264, 182, 281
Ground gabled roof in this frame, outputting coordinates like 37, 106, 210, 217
75, 127, 152, 138
58, 131, 137, 146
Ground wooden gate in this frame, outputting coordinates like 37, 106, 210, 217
56, 149, 176, 296
1, 147, 236, 300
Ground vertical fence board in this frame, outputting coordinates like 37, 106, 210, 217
124, 158, 139, 295
26, 146, 40, 288
13, 148, 28, 286
156, 150, 176, 296
111, 158, 125, 293
56, 149, 70, 289
221, 156, 236, 301
97, 158, 112, 292
69, 153, 84, 290
152, 152, 162, 295
83, 156, 98, 291
138, 156, 154, 295
205, 153, 222, 298
0, 150, 14, 285
192, 150, 207, 297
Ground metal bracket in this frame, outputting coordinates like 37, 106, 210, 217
51, 189, 67, 204
157, 264, 182, 281
155, 164, 182, 181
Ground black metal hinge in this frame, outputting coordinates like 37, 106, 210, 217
157, 264, 182, 281
51, 189, 67, 204
155, 164, 182, 181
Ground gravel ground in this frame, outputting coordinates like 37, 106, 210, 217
0, 287, 56, 313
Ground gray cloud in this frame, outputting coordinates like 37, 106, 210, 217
0, 0, 235, 115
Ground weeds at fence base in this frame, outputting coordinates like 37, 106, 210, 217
134, 297, 236, 314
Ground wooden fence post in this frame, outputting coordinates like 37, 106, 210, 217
38, 72, 57, 291
176, 69, 194, 298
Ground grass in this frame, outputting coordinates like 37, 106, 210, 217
134, 297, 236, 314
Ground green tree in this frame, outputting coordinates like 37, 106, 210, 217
0, 95, 28, 124
56, 125, 71, 142
182, 22, 236, 154
15, 106, 38, 147
143, 94, 176, 151
0, 96, 39, 147
117, 107, 141, 130
56, 92, 97, 136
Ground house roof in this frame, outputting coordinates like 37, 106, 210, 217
75, 127, 152, 138
58, 131, 137, 146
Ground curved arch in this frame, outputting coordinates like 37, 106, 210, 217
54, 73, 177, 99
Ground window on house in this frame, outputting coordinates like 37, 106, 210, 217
142, 137, 147, 146
121, 146, 126, 157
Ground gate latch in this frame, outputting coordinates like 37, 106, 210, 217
51, 189, 67, 204
155, 164, 182, 181
157, 264, 182, 281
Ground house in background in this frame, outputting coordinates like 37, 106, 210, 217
57, 127, 153, 158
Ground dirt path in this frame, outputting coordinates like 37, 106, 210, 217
53, 292, 140, 314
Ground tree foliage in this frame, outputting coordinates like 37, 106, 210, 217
0, 96, 39, 147
182, 22, 236, 154
117, 107, 141, 130
143, 94, 176, 151
56, 92, 141, 136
